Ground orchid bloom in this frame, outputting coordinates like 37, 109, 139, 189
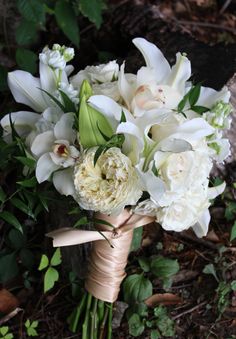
118, 38, 191, 117
31, 113, 79, 196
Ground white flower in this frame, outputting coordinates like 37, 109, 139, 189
31, 113, 79, 195
73, 147, 142, 215
39, 44, 74, 70
118, 38, 191, 117
56, 82, 79, 105
92, 81, 120, 101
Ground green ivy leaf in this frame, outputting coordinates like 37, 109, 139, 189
16, 48, 37, 74
55, 0, 80, 47
151, 329, 161, 339
38, 254, 49, 271
138, 257, 150, 273
79, 0, 104, 29
17, 0, 45, 24
150, 256, 179, 279
123, 274, 153, 303
0, 211, 23, 233
50, 248, 62, 267
128, 313, 145, 337
230, 221, 236, 242
15, 20, 37, 46
44, 267, 59, 292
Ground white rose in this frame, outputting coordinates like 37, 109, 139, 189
156, 188, 210, 232
74, 147, 142, 215
92, 81, 120, 101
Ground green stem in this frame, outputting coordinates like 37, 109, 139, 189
98, 300, 105, 324
91, 298, 98, 339
82, 293, 92, 339
99, 305, 109, 339
107, 303, 113, 339
69, 291, 87, 333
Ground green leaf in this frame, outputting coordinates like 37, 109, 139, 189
0, 211, 23, 233
15, 156, 36, 168
17, 177, 37, 187
44, 267, 59, 292
138, 257, 150, 272
0, 327, 9, 336
189, 84, 201, 106
11, 197, 34, 218
150, 256, 179, 279
38, 88, 66, 112
5, 333, 14, 339
151, 329, 161, 339
59, 90, 76, 112
38, 254, 49, 271
191, 105, 209, 114
31, 321, 38, 329
16, 48, 37, 74
79, 95, 113, 148
0, 187, 6, 203
55, 0, 80, 47
120, 110, 126, 123
0, 65, 8, 92
128, 313, 145, 337
25, 319, 30, 328
16, 20, 37, 46
177, 92, 188, 112
50, 248, 62, 266
130, 227, 143, 252
8, 228, 26, 250
203, 263, 219, 282
73, 216, 88, 228
230, 221, 236, 242
123, 274, 153, 303
225, 202, 236, 221
17, 0, 45, 24
79, 0, 104, 28
0, 253, 19, 282
126, 303, 148, 319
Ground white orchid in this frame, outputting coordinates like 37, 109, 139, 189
118, 38, 191, 117
30, 113, 79, 196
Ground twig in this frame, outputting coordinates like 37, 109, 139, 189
174, 232, 218, 251
0, 308, 23, 325
219, 0, 232, 15
175, 19, 236, 34
172, 301, 207, 320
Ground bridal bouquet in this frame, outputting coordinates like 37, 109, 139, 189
1, 38, 231, 338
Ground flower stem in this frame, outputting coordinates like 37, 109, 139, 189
107, 303, 113, 339
69, 291, 87, 333
91, 298, 98, 339
82, 293, 92, 339
98, 300, 105, 324
99, 305, 109, 339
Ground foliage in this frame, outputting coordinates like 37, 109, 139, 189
0, 327, 13, 339
38, 248, 62, 292
24, 320, 39, 337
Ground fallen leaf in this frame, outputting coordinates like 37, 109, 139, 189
145, 293, 182, 307
0, 289, 19, 314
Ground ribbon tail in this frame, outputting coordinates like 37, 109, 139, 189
46, 228, 113, 247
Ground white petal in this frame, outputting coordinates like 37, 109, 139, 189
53, 168, 75, 196
31, 130, 55, 157
136, 66, 155, 87
171, 118, 214, 142
1, 111, 40, 137
54, 113, 76, 143
132, 38, 171, 82
8, 71, 47, 112
42, 107, 63, 124
39, 62, 57, 104
158, 138, 192, 153
167, 53, 191, 94
118, 63, 135, 109
36, 153, 60, 183
208, 182, 226, 200
197, 86, 230, 107
192, 209, 210, 237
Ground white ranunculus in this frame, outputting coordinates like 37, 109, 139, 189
73, 147, 142, 215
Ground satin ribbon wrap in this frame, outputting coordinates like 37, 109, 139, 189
47, 209, 154, 303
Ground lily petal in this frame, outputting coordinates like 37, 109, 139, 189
31, 130, 55, 157
42, 107, 63, 124
167, 53, 191, 94
53, 168, 75, 196
118, 63, 135, 110
8, 71, 47, 112
208, 182, 226, 200
54, 113, 76, 143
36, 153, 60, 183
192, 209, 210, 237
132, 38, 171, 82
197, 86, 230, 107
1, 111, 40, 137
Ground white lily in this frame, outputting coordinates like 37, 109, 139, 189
118, 38, 191, 117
